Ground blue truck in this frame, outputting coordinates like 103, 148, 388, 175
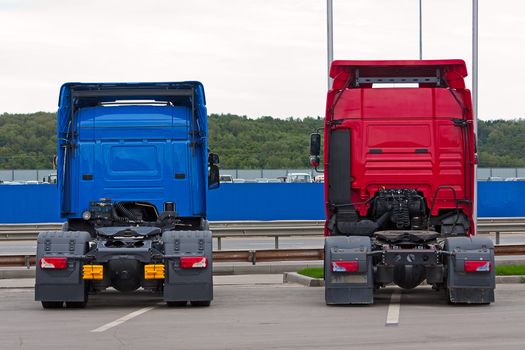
35, 82, 219, 308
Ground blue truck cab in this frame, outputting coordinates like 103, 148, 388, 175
35, 82, 219, 308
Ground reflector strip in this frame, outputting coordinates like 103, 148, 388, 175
40, 257, 67, 269
464, 260, 491, 272
180, 256, 207, 269
331, 261, 359, 272
144, 264, 165, 279
83, 265, 104, 280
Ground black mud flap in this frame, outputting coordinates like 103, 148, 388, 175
35, 231, 90, 303
163, 230, 213, 304
445, 236, 495, 304
324, 236, 373, 305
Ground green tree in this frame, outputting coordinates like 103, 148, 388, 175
0, 112, 523, 169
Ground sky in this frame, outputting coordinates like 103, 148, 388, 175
0, 0, 524, 120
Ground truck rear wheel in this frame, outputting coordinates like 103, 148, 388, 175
41, 301, 63, 309
65, 300, 87, 308
190, 300, 211, 307
167, 301, 187, 307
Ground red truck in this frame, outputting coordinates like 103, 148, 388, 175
309, 60, 495, 304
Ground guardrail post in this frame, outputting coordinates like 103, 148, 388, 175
275, 236, 279, 249
217, 237, 222, 251
496, 231, 500, 245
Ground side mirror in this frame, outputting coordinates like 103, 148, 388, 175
310, 133, 321, 156
208, 152, 220, 165
208, 164, 220, 190
309, 133, 321, 167
208, 151, 220, 190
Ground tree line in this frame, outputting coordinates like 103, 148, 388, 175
0, 112, 523, 169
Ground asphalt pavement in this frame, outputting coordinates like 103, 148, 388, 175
0, 275, 524, 350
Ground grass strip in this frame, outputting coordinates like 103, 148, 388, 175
495, 265, 525, 276
297, 267, 324, 279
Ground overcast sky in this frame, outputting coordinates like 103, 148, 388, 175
0, 0, 524, 120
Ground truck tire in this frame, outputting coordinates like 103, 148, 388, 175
66, 291, 88, 308
41, 301, 63, 309
65, 301, 87, 308
167, 301, 187, 307
190, 300, 211, 307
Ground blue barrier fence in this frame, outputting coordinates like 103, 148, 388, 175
0, 182, 524, 223
477, 182, 525, 217
208, 183, 325, 221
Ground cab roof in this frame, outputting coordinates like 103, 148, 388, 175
330, 59, 467, 89
58, 81, 206, 109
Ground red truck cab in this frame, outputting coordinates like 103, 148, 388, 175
311, 60, 494, 305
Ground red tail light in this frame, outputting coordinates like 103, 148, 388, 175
464, 260, 491, 272
331, 261, 359, 272
40, 257, 68, 269
180, 256, 207, 269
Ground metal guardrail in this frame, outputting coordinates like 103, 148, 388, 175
476, 218, 525, 244
0, 223, 64, 240
0, 249, 325, 268
2, 244, 525, 268
211, 220, 324, 249
0, 218, 524, 247
0, 221, 326, 245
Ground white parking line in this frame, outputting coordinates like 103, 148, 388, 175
91, 305, 157, 333
385, 290, 401, 326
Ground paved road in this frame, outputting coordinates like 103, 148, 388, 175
2, 233, 525, 254
1, 276, 524, 349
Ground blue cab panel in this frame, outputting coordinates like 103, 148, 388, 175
57, 82, 208, 220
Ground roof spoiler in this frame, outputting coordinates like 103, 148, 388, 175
330, 59, 467, 90
58, 81, 206, 108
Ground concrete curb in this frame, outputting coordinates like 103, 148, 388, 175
494, 259, 525, 266
283, 272, 324, 287
0, 268, 35, 279
496, 275, 525, 283
220, 262, 323, 275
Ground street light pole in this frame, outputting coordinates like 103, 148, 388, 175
472, 0, 479, 229
327, 0, 334, 89
419, 0, 423, 59
472, 0, 478, 133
